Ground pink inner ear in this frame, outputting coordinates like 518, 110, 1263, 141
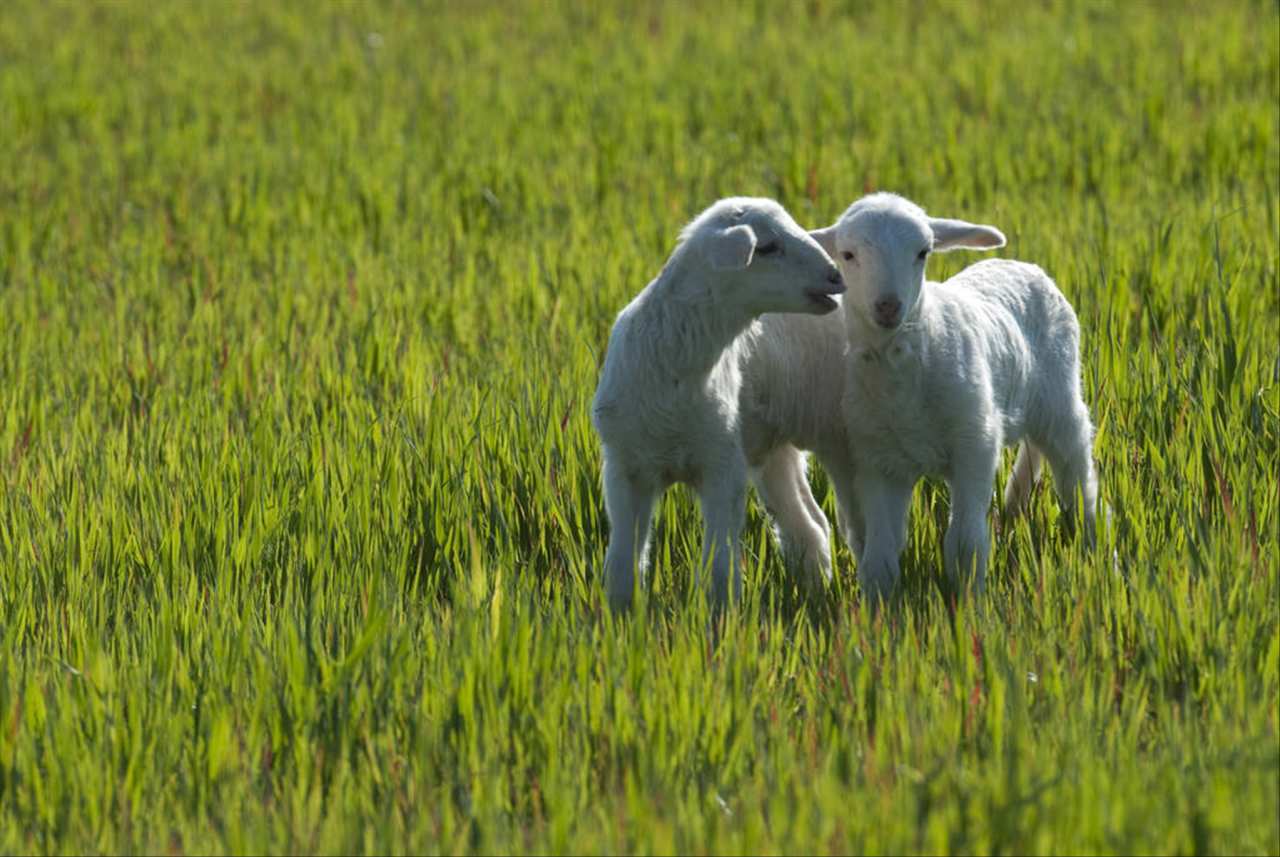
973, 227, 1006, 248
810, 228, 838, 257
933, 220, 1006, 250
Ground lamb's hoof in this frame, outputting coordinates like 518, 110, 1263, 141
606, 588, 635, 614
801, 556, 832, 592
857, 573, 897, 613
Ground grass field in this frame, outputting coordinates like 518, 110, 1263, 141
1, 0, 1278, 853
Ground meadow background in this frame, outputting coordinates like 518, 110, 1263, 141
1, 0, 1278, 853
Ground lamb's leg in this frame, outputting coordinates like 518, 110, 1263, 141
821, 448, 864, 561
752, 445, 831, 590
795, 458, 832, 534
601, 454, 659, 612
944, 447, 1000, 594
1002, 442, 1042, 520
854, 471, 913, 608
698, 462, 749, 608
1034, 405, 1098, 548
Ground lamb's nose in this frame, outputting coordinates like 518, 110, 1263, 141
827, 269, 845, 290
874, 297, 902, 317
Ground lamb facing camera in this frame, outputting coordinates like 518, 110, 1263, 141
811, 192, 1098, 603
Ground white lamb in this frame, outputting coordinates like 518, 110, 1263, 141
592, 197, 846, 611
809, 192, 1097, 602
739, 237, 1006, 593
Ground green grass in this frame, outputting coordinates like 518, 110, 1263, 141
1, 0, 1277, 853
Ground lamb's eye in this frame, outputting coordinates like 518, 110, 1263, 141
917, 248, 930, 260
756, 242, 779, 256
841, 251, 855, 262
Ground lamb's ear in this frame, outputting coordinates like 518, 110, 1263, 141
929, 218, 1006, 252
809, 226, 838, 258
707, 224, 757, 270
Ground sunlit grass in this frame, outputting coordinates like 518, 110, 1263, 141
0, 0, 1277, 853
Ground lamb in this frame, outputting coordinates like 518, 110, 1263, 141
738, 223, 1003, 593
809, 192, 1097, 602
592, 197, 846, 611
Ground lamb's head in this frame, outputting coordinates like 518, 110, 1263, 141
682, 197, 846, 317
810, 193, 1005, 331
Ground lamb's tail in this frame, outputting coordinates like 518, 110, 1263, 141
1003, 442, 1043, 519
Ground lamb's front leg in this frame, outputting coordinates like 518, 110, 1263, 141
943, 447, 1000, 595
601, 453, 659, 612
853, 471, 913, 607
820, 446, 863, 561
698, 458, 749, 608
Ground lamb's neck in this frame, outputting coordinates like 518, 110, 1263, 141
649, 266, 756, 376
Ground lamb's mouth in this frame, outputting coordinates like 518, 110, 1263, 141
806, 290, 840, 313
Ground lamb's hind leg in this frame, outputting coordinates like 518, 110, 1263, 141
1034, 404, 1098, 547
752, 445, 832, 590
1002, 442, 1043, 521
